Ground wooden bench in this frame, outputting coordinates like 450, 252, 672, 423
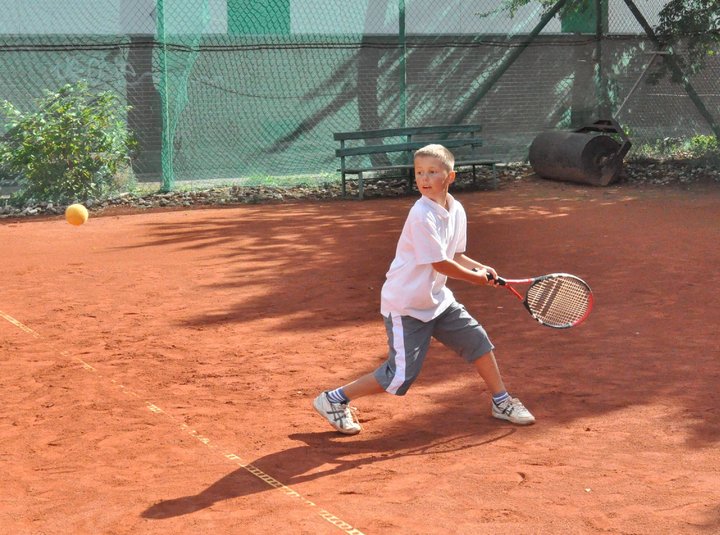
334, 124, 499, 199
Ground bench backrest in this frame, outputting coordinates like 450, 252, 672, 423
334, 124, 483, 158
333, 124, 482, 142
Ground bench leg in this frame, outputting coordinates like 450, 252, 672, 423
358, 172, 364, 200
341, 173, 346, 197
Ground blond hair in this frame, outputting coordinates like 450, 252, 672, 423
413, 144, 455, 172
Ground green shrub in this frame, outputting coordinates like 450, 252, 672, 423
629, 134, 720, 163
0, 80, 136, 205
686, 134, 719, 158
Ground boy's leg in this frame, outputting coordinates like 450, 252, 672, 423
473, 351, 535, 425
471, 350, 506, 394
473, 351, 534, 425
341, 372, 386, 400
433, 302, 535, 425
314, 313, 433, 434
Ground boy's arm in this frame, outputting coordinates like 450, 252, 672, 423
454, 253, 499, 281
432, 254, 498, 286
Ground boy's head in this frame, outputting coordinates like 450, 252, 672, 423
413, 144, 455, 172
413, 144, 456, 204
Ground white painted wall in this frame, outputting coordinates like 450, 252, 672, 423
0, 1, 662, 35
0, 0, 228, 34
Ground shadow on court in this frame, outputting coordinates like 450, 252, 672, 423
141, 427, 516, 520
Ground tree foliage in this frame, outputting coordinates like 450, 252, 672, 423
654, 0, 720, 80
498, 0, 719, 81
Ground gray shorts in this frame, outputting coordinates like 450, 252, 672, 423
374, 301, 494, 396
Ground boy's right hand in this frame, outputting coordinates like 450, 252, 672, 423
473, 267, 499, 286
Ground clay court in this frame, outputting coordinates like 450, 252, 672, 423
1, 178, 719, 534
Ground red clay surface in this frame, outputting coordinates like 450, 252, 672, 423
1, 178, 719, 534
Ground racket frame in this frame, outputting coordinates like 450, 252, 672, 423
491, 273, 594, 329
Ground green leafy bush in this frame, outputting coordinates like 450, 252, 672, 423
0, 80, 136, 204
629, 133, 720, 163
686, 134, 719, 158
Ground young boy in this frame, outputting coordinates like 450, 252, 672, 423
313, 144, 534, 435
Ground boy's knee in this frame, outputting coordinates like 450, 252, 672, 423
373, 365, 417, 396
468, 349, 494, 363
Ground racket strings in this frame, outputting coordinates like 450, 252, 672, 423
526, 277, 592, 327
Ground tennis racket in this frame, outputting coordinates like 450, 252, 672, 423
487, 272, 593, 329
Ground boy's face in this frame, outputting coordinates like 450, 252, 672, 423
414, 155, 456, 204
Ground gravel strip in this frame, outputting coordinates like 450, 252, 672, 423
1, 160, 718, 220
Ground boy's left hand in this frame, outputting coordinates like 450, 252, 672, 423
473, 266, 499, 286
484, 266, 499, 286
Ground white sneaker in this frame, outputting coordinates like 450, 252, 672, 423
313, 392, 362, 435
492, 397, 535, 425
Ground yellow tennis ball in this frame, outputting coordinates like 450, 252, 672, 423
65, 203, 89, 226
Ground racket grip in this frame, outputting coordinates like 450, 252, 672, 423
485, 272, 507, 286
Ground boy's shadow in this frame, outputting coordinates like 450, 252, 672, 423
142, 427, 515, 519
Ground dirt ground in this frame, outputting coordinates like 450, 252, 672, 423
1, 177, 719, 535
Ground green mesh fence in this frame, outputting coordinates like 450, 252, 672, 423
155, 0, 209, 190
0, 1, 718, 190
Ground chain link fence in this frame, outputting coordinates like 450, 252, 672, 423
1, 0, 718, 190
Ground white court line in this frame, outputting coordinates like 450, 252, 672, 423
1, 310, 365, 535
0, 310, 40, 338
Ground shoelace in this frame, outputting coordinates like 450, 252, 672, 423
498, 398, 522, 415
331, 402, 360, 426
345, 405, 360, 426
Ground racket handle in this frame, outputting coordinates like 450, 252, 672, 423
485, 272, 507, 286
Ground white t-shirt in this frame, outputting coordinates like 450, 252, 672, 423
380, 194, 467, 322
